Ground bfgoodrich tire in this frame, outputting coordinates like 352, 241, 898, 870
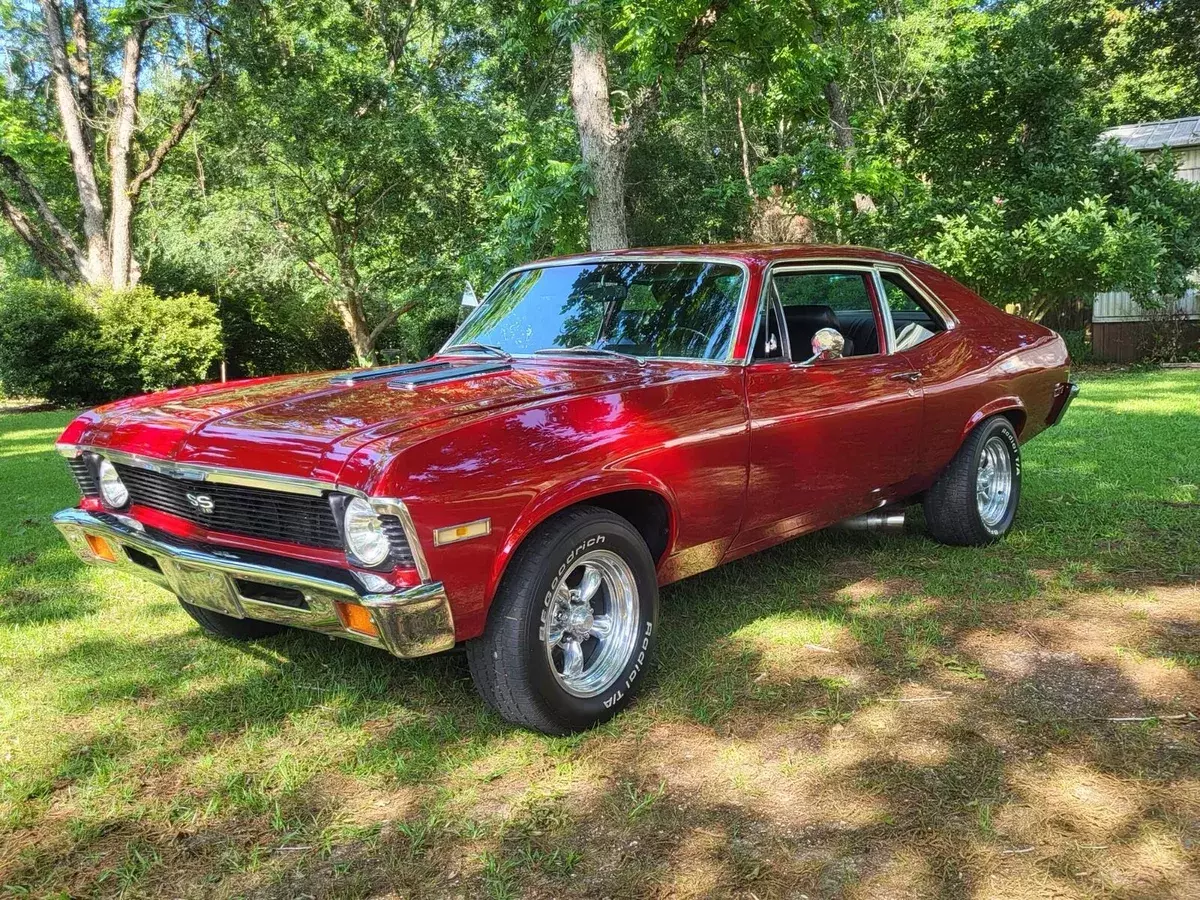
179, 599, 288, 640
923, 415, 1022, 546
466, 506, 659, 735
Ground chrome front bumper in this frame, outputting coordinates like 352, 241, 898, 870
52, 507, 456, 658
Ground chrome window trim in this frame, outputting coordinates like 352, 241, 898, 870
741, 257, 958, 364
58, 443, 432, 584
442, 254, 754, 366
873, 269, 899, 355
874, 264, 959, 331
746, 261, 890, 363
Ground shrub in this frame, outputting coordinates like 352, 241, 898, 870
0, 280, 113, 406
93, 287, 222, 392
0, 279, 223, 407
1060, 329, 1093, 365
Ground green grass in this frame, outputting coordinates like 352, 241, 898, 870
2, 370, 1198, 898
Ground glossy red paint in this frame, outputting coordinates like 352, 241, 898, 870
58, 244, 1070, 643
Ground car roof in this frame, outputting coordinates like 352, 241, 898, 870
530, 243, 928, 269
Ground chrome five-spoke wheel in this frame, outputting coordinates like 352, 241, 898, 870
975, 435, 1013, 529
544, 549, 639, 698
467, 505, 659, 734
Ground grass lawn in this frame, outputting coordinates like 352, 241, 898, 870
2, 369, 1198, 899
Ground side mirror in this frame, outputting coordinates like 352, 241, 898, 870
803, 327, 845, 364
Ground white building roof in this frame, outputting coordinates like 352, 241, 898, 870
1102, 115, 1200, 152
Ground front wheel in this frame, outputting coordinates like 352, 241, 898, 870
466, 506, 659, 735
923, 415, 1021, 546
179, 599, 288, 641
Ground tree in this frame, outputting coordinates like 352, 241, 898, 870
211, 0, 494, 365
554, 0, 734, 250
0, 1, 219, 289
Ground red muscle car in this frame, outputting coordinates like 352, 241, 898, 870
53, 245, 1077, 733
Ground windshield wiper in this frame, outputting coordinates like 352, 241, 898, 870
533, 345, 644, 365
443, 342, 512, 360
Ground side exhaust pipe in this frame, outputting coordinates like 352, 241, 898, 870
836, 510, 907, 531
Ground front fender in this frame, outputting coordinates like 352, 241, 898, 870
485, 471, 681, 608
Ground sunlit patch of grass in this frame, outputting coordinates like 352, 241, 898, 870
1, 372, 1198, 897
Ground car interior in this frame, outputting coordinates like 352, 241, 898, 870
753, 268, 946, 361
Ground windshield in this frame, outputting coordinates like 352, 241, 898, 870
447, 260, 745, 361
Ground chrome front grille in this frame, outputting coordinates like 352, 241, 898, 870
63, 455, 418, 569
114, 463, 345, 549
67, 457, 98, 497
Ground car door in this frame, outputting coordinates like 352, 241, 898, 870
731, 264, 925, 552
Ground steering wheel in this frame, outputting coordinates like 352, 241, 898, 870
673, 326, 710, 347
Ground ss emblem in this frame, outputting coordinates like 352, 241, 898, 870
186, 492, 215, 514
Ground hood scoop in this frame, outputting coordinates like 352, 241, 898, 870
330, 361, 449, 385
330, 360, 512, 389
389, 360, 511, 390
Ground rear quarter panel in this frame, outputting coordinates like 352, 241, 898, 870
904, 263, 1070, 482
345, 364, 751, 641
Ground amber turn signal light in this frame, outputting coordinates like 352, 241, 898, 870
85, 533, 117, 562
336, 601, 379, 637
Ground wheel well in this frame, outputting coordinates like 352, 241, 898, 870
998, 408, 1026, 438
585, 489, 671, 562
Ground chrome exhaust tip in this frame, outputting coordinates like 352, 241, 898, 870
836, 510, 907, 531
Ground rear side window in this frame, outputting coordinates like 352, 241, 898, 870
880, 271, 946, 350
770, 271, 881, 358
775, 272, 872, 313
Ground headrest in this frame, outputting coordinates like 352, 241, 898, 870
783, 304, 842, 330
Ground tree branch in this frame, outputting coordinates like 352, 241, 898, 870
0, 153, 85, 271
128, 71, 220, 201
0, 186, 78, 282
367, 298, 419, 346
38, 0, 107, 271
68, 0, 95, 156
623, 0, 731, 145
271, 218, 335, 286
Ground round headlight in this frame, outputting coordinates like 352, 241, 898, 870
343, 497, 390, 567
97, 458, 129, 508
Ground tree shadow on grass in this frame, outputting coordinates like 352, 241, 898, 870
3, 388, 1198, 895
8, 510, 1196, 898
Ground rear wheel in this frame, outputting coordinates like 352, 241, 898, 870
467, 506, 659, 735
179, 600, 288, 640
923, 416, 1021, 546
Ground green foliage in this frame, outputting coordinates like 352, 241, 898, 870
2, 0, 1200, 367
0, 281, 112, 406
92, 287, 222, 394
0, 279, 221, 406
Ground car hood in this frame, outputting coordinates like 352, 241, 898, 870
68, 360, 642, 486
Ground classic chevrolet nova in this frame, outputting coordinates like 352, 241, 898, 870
54, 245, 1077, 733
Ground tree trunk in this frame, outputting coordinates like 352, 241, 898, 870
38, 0, 108, 284
69, 0, 95, 158
824, 80, 854, 153
569, 25, 629, 251
736, 94, 753, 197
332, 290, 377, 366
108, 22, 147, 290
0, 4, 209, 288
823, 79, 875, 214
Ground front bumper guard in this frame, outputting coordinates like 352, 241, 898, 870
53, 507, 455, 658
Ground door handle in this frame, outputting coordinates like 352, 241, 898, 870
890, 371, 922, 383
